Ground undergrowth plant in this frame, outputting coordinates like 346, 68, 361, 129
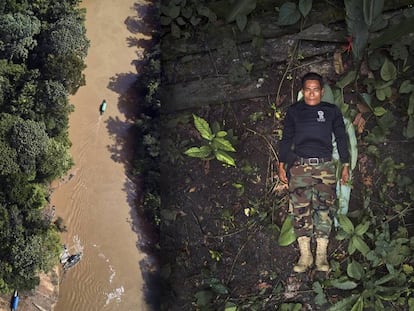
184, 114, 237, 167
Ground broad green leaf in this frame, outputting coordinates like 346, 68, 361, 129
336, 71, 357, 89
299, 0, 312, 17
224, 302, 238, 311
330, 278, 358, 290
355, 221, 370, 236
236, 14, 247, 31
193, 114, 213, 140
277, 2, 301, 26
278, 215, 296, 246
347, 260, 364, 280
405, 116, 414, 138
184, 146, 211, 158
322, 84, 335, 104
348, 237, 356, 255
181, 7, 193, 19
247, 21, 261, 36
363, 0, 384, 27
380, 58, 397, 81
338, 214, 354, 234
215, 149, 236, 166
373, 106, 387, 116
328, 294, 359, 311
374, 273, 396, 286
212, 137, 236, 152
160, 16, 172, 26
313, 281, 328, 306
353, 235, 370, 256
350, 295, 364, 311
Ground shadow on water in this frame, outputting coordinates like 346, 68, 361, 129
105, 1, 160, 310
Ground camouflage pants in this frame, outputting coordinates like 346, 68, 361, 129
289, 161, 337, 239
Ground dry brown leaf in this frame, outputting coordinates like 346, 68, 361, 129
333, 50, 345, 75
257, 282, 272, 290
353, 112, 366, 134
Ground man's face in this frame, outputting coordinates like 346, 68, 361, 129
302, 79, 324, 106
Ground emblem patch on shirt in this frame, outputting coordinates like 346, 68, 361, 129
317, 110, 326, 122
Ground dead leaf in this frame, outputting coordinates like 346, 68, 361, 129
257, 282, 272, 290
353, 112, 366, 134
333, 50, 344, 75
203, 160, 210, 175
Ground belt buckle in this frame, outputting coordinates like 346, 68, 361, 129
308, 157, 319, 165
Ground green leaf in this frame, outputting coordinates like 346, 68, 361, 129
212, 137, 236, 152
215, 149, 236, 166
328, 294, 359, 311
338, 214, 354, 234
380, 58, 397, 81
363, 0, 384, 27
352, 235, 370, 256
350, 296, 364, 311
373, 107, 387, 116
216, 131, 227, 138
160, 16, 172, 25
247, 21, 261, 36
313, 281, 327, 306
224, 302, 238, 311
374, 273, 396, 286
298, 0, 312, 17
193, 114, 213, 140
355, 221, 370, 236
348, 237, 356, 255
184, 146, 211, 158
278, 215, 296, 246
336, 71, 357, 89
347, 260, 364, 280
330, 278, 358, 290
236, 14, 247, 31
171, 22, 181, 38
277, 2, 301, 26
398, 80, 414, 94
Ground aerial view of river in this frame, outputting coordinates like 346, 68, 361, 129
51, 0, 153, 310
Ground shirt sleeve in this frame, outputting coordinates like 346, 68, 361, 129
333, 107, 350, 163
279, 106, 296, 164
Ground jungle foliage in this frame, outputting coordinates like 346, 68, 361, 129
0, 0, 88, 293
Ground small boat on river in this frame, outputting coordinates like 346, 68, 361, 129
62, 252, 83, 271
99, 99, 107, 115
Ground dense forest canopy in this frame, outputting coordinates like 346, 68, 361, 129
0, 0, 88, 292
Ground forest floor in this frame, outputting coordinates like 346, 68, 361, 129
159, 94, 360, 310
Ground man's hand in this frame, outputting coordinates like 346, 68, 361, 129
340, 165, 349, 185
278, 163, 288, 184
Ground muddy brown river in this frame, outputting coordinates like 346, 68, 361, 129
51, 0, 152, 310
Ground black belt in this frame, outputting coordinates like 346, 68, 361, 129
298, 157, 331, 165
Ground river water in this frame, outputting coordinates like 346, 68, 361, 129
51, 0, 153, 310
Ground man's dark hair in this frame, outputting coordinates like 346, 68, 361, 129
301, 72, 324, 88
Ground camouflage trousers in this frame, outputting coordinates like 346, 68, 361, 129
288, 161, 337, 239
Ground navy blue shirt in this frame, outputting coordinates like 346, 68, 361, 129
279, 101, 349, 164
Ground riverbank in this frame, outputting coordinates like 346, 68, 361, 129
0, 269, 59, 311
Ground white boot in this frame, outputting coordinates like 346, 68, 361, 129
293, 236, 313, 273
315, 237, 330, 271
